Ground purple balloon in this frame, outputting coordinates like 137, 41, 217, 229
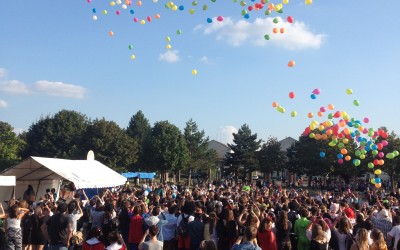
312, 88, 321, 95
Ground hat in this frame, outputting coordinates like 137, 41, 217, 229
142, 184, 148, 190
195, 207, 203, 214
145, 215, 160, 226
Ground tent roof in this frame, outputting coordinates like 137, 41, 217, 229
0, 156, 127, 189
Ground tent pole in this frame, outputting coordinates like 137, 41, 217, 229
12, 187, 15, 199
36, 180, 42, 202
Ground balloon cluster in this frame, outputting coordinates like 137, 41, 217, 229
86, 0, 308, 74
273, 88, 399, 188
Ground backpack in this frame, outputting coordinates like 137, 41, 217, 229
177, 214, 190, 237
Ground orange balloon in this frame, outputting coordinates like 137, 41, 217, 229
288, 60, 295, 67
280, 28, 285, 34
273, 28, 279, 34
345, 155, 351, 161
314, 134, 321, 140
343, 128, 350, 135
326, 129, 333, 135
308, 112, 313, 118
268, 3, 274, 10
108, 31, 114, 36
321, 134, 328, 140
375, 183, 381, 188
137, 0, 142, 6
328, 104, 334, 110
341, 148, 348, 155
339, 121, 346, 127
317, 111, 324, 117
272, 101, 278, 108
378, 159, 384, 166
155, 13, 161, 19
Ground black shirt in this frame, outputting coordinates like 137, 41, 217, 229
46, 213, 73, 245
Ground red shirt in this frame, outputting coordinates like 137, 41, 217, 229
258, 230, 277, 250
128, 214, 144, 244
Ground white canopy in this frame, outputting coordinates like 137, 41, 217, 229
0, 156, 127, 205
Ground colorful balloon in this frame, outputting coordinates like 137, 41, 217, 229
353, 100, 360, 106
287, 16, 293, 23
289, 92, 295, 99
272, 101, 278, 108
291, 111, 297, 117
288, 60, 295, 67
217, 16, 224, 21
320, 152, 325, 158
192, 69, 197, 75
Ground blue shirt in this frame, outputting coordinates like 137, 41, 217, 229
159, 212, 178, 241
231, 242, 261, 250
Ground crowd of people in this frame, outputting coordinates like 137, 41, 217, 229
1, 179, 400, 250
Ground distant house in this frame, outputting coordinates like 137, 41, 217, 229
279, 137, 297, 153
208, 140, 231, 179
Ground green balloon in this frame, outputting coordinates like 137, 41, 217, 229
360, 154, 365, 159
386, 153, 394, 159
192, 1, 198, 6
240, 1, 246, 6
353, 100, 360, 106
372, 150, 378, 155
241, 9, 247, 15
338, 143, 344, 149
394, 150, 399, 157
277, 9, 283, 13
264, 34, 270, 40
176, 29, 182, 35
128, 45, 133, 50
202, 4, 208, 10
355, 150, 361, 156
189, 9, 195, 14
354, 159, 361, 166
328, 113, 333, 119
368, 162, 374, 168
211, 0, 216, 2
273, 18, 279, 24
265, 10, 271, 15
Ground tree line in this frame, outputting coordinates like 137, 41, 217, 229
1, 110, 399, 186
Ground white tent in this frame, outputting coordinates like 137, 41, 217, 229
0, 156, 127, 205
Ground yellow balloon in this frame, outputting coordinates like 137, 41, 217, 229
130, 54, 136, 60
192, 69, 197, 75
103, 10, 108, 15
110, 1, 116, 6
140, 19, 146, 25
172, 5, 178, 11
374, 169, 382, 175
166, 44, 172, 49
371, 178, 375, 184
166, 36, 171, 42
283, 0, 289, 4
305, 0, 312, 4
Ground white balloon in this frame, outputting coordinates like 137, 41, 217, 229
92, 15, 98, 21
122, 4, 127, 9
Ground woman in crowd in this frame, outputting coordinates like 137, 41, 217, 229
6, 204, 29, 250
333, 217, 353, 250
350, 228, 369, 250
309, 224, 328, 250
82, 227, 105, 250
106, 231, 127, 250
129, 205, 144, 250
257, 217, 277, 250
275, 211, 292, 250
203, 212, 218, 246
370, 228, 388, 250
138, 226, 163, 250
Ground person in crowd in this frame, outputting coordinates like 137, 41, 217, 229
203, 212, 218, 246
231, 226, 261, 250
350, 228, 369, 250
294, 207, 311, 250
257, 217, 277, 250
23, 185, 35, 204
199, 240, 217, 250
309, 224, 328, 250
0, 203, 7, 249
188, 206, 205, 250
176, 201, 195, 250
387, 215, 400, 250
275, 211, 292, 250
144, 206, 168, 242
160, 204, 178, 250
333, 216, 353, 250
107, 231, 127, 250
370, 228, 388, 250
118, 200, 131, 244
371, 208, 393, 246
82, 227, 105, 250
138, 226, 163, 250
6, 204, 30, 250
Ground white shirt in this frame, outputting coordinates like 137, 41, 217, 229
388, 225, 400, 249
176, 213, 194, 226
7, 218, 20, 229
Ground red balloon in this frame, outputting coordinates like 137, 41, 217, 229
248, 6, 253, 11
289, 92, 295, 99
287, 16, 294, 23
333, 111, 341, 118
373, 159, 379, 166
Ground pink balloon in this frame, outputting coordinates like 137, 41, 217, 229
116, 10, 121, 15
217, 16, 224, 22
133, 17, 138, 22
363, 117, 369, 123
378, 152, 385, 158
319, 107, 327, 112
382, 140, 388, 146
87, 0, 92, 2
312, 88, 321, 95
338, 159, 344, 164
363, 128, 368, 134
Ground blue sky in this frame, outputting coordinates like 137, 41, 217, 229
1, 0, 399, 145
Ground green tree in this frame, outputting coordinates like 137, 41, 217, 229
224, 124, 261, 181
184, 119, 217, 184
258, 137, 287, 178
23, 110, 89, 159
148, 121, 189, 182
287, 133, 359, 185
82, 118, 138, 172
0, 122, 25, 170
126, 110, 151, 171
